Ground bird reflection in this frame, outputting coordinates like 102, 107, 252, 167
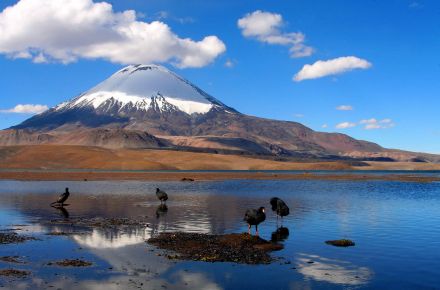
156, 204, 168, 219
52, 205, 70, 219
271, 226, 290, 242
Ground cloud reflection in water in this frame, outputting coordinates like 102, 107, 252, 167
296, 253, 373, 285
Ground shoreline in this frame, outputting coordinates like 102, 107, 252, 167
0, 170, 438, 182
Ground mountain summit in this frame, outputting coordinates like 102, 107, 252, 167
1, 65, 437, 162
54, 64, 235, 116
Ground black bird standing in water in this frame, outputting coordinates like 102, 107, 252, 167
270, 197, 289, 223
50, 188, 70, 207
244, 207, 266, 236
156, 188, 168, 204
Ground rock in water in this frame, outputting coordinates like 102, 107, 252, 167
148, 232, 283, 264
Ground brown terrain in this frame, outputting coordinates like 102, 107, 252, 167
0, 145, 353, 171
1, 145, 439, 182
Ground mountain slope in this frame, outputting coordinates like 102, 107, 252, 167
1, 64, 437, 163
13, 64, 236, 130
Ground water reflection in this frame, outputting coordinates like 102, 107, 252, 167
271, 226, 290, 242
156, 204, 168, 219
171, 271, 223, 290
73, 228, 150, 249
296, 253, 373, 285
0, 179, 440, 290
0, 270, 223, 290
52, 205, 70, 219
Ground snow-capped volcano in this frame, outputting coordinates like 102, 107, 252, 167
6, 64, 434, 163
55, 64, 234, 115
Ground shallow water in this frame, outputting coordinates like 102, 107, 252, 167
0, 179, 439, 289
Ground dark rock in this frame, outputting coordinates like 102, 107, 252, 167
0, 269, 29, 278
148, 232, 283, 264
0, 232, 36, 244
49, 259, 92, 267
0, 256, 24, 264
325, 239, 355, 247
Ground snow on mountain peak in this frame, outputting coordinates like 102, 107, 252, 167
56, 64, 231, 115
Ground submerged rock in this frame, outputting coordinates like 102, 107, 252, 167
325, 239, 355, 247
0, 269, 30, 278
48, 259, 92, 267
148, 232, 283, 264
0, 256, 24, 264
0, 232, 36, 244
46, 217, 149, 229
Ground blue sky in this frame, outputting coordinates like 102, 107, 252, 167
0, 0, 439, 153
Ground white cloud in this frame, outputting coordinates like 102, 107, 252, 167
237, 10, 313, 58
293, 56, 372, 81
360, 118, 395, 130
322, 124, 328, 128
154, 11, 195, 24
334, 118, 395, 130
336, 105, 353, 111
224, 59, 235, 68
0, 0, 225, 68
294, 113, 304, 118
336, 122, 357, 129
0, 104, 48, 114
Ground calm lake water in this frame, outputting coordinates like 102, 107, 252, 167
0, 178, 439, 289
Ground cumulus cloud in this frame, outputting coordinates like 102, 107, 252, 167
360, 118, 395, 130
293, 56, 372, 81
237, 10, 313, 58
335, 122, 357, 129
336, 105, 353, 111
0, 0, 225, 68
0, 104, 48, 114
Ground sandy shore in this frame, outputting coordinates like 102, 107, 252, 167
0, 170, 438, 182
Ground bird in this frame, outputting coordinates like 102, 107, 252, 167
270, 197, 289, 223
156, 188, 168, 204
244, 207, 266, 236
50, 188, 70, 207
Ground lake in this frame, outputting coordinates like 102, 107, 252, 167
0, 178, 439, 289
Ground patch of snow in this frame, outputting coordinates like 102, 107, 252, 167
165, 97, 213, 114
72, 91, 148, 109
56, 64, 228, 115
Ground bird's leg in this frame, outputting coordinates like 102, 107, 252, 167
255, 225, 259, 237
248, 224, 251, 235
